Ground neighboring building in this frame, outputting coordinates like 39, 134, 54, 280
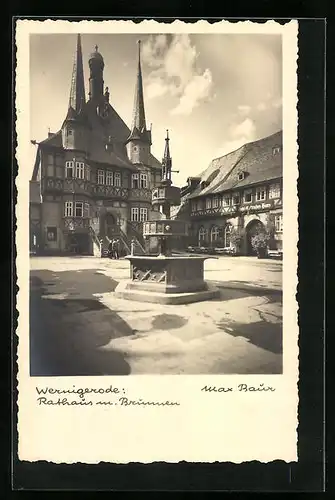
174, 131, 283, 256
29, 36, 163, 256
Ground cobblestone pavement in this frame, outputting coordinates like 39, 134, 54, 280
29, 256, 282, 376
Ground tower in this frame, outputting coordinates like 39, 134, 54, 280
126, 40, 151, 165
161, 129, 172, 184
68, 34, 86, 113
61, 34, 88, 153
88, 44, 104, 101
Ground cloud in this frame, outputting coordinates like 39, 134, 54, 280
237, 104, 251, 115
257, 102, 267, 111
142, 34, 213, 116
216, 118, 256, 157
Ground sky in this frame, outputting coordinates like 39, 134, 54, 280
29, 33, 282, 186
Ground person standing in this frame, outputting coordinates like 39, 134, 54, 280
115, 239, 120, 259
109, 239, 116, 259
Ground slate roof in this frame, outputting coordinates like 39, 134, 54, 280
30, 180, 41, 203
37, 99, 162, 171
188, 131, 282, 199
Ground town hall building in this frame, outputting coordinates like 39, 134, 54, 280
29, 35, 164, 256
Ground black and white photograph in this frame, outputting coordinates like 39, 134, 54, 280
16, 20, 298, 465
28, 30, 284, 376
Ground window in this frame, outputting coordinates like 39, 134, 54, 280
244, 189, 252, 203
75, 162, 85, 180
269, 183, 281, 199
211, 226, 220, 242
198, 227, 207, 245
197, 200, 204, 211
238, 171, 245, 181
140, 173, 148, 188
232, 194, 240, 205
56, 166, 63, 178
55, 155, 63, 166
75, 201, 83, 217
206, 198, 212, 209
64, 201, 73, 217
224, 224, 232, 247
114, 172, 121, 187
65, 161, 74, 179
191, 202, 197, 212
132, 173, 139, 188
131, 207, 139, 222
275, 214, 283, 232
213, 197, 219, 208
106, 171, 113, 186
86, 166, 90, 181
273, 146, 281, 155
256, 186, 266, 201
67, 129, 73, 136
140, 207, 148, 222
83, 202, 90, 218
222, 196, 231, 206
46, 227, 57, 242
97, 170, 105, 185
46, 164, 54, 177
47, 154, 54, 165
159, 189, 165, 198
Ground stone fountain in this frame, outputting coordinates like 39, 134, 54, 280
115, 131, 220, 304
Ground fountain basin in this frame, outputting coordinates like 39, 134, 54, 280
142, 219, 187, 238
114, 255, 221, 304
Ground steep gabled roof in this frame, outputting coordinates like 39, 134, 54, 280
36, 101, 162, 171
188, 130, 282, 199
188, 146, 248, 199
30, 180, 41, 203
39, 130, 63, 148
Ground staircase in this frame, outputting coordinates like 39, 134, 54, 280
89, 222, 146, 258
89, 226, 102, 257
126, 221, 146, 255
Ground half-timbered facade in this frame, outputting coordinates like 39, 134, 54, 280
174, 131, 283, 256
30, 36, 162, 256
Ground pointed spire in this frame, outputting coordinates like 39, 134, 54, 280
127, 40, 148, 142
69, 34, 86, 114
162, 129, 172, 182
163, 129, 171, 161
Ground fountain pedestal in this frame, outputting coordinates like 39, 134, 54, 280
114, 129, 220, 304
115, 255, 220, 304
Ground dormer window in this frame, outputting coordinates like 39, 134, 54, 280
238, 171, 245, 181
201, 181, 209, 190
273, 146, 281, 155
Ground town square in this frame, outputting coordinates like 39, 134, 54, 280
28, 32, 284, 376
30, 254, 282, 376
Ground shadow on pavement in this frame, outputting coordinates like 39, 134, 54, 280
217, 319, 282, 355
212, 280, 282, 296
30, 270, 132, 376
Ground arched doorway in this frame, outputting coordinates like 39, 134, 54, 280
210, 225, 220, 246
245, 219, 265, 256
105, 213, 118, 239
198, 226, 208, 247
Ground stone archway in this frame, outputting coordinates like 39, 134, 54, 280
245, 219, 265, 256
105, 213, 117, 238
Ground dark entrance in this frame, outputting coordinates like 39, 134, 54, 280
67, 233, 90, 255
246, 219, 265, 256
105, 213, 119, 239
